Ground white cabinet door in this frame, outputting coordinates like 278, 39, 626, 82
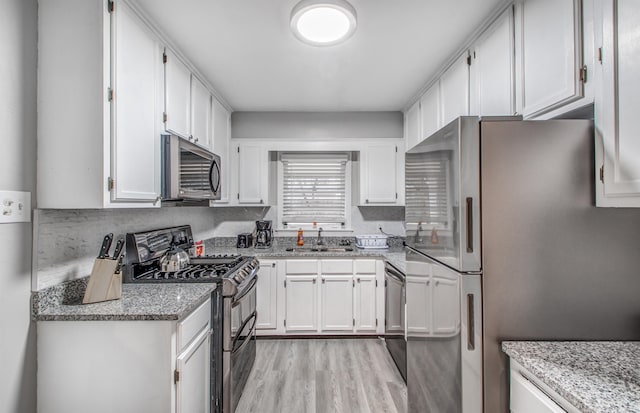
596, 0, 640, 207
354, 275, 377, 332
320, 275, 354, 331
111, 1, 160, 202
176, 328, 210, 413
470, 7, 515, 116
432, 276, 459, 336
285, 276, 317, 331
164, 49, 191, 139
256, 261, 277, 330
516, 0, 583, 118
361, 144, 398, 205
440, 54, 470, 126
190, 75, 211, 148
237, 143, 267, 204
405, 100, 421, 151
406, 275, 432, 335
510, 370, 567, 413
420, 82, 440, 140
211, 98, 230, 202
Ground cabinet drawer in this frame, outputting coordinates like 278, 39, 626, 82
321, 260, 353, 274
177, 299, 211, 351
286, 260, 318, 275
354, 260, 376, 274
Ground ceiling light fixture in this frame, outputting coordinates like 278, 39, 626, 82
290, 0, 357, 47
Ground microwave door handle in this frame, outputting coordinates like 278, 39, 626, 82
209, 159, 221, 195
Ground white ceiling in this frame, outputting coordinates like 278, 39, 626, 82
132, 0, 507, 112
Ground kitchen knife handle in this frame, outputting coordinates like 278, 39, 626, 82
466, 197, 473, 253
99, 233, 114, 259
467, 293, 475, 350
111, 239, 124, 260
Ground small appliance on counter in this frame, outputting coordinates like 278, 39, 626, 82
255, 220, 272, 248
236, 233, 253, 248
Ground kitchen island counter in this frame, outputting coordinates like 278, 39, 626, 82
33, 278, 215, 321
502, 341, 640, 413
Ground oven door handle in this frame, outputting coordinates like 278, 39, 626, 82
231, 311, 257, 353
232, 272, 258, 306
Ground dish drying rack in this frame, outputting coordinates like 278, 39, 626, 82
355, 234, 389, 249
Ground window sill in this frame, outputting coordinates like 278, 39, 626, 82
275, 229, 354, 237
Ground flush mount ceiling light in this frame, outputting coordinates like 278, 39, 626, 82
290, 0, 357, 47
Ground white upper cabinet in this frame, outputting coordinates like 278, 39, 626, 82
515, 0, 584, 118
361, 143, 399, 205
211, 97, 231, 203
111, 1, 161, 203
420, 82, 440, 140
164, 49, 191, 139
405, 100, 421, 151
189, 75, 211, 148
236, 143, 268, 205
596, 0, 640, 207
470, 7, 515, 116
440, 54, 470, 126
37, 0, 160, 208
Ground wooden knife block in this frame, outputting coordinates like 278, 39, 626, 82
82, 258, 122, 304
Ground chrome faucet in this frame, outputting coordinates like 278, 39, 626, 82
316, 227, 324, 246
416, 222, 423, 243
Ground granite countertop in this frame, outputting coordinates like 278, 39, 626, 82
212, 245, 407, 273
502, 341, 640, 413
34, 279, 215, 322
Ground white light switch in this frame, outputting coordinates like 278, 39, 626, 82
0, 191, 31, 223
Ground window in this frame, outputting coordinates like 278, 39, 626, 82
278, 152, 351, 230
405, 151, 452, 229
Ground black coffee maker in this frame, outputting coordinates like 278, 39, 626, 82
255, 220, 272, 249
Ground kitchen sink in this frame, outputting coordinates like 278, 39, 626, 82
285, 247, 354, 253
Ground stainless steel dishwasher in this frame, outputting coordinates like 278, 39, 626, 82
384, 261, 406, 382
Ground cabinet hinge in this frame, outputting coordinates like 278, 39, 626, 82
353, 318, 355, 327
237, 193, 240, 200
107, 0, 114, 13
107, 88, 114, 102
376, 319, 378, 327
237, 147, 240, 153
466, 55, 472, 66
284, 280, 287, 288
174, 370, 180, 384
597, 47, 603, 64
395, 146, 398, 153
284, 320, 286, 327
395, 193, 398, 199
162, 52, 167, 64
579, 65, 588, 83
599, 165, 604, 183
352, 279, 355, 287
375, 279, 378, 287
107, 177, 114, 192
384, 279, 387, 287
162, 112, 167, 123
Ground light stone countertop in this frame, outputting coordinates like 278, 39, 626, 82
502, 341, 640, 413
212, 245, 407, 273
34, 281, 215, 322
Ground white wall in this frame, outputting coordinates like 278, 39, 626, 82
0, 0, 38, 411
232, 111, 404, 140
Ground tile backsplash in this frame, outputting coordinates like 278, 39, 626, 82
34, 205, 404, 290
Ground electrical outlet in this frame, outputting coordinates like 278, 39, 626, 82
0, 191, 31, 223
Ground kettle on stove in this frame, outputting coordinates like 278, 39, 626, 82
160, 243, 190, 272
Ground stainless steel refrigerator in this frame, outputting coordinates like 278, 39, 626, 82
404, 116, 640, 413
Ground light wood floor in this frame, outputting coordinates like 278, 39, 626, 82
236, 338, 407, 413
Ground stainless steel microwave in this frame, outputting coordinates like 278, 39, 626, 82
161, 135, 221, 201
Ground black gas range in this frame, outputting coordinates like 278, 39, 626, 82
123, 225, 258, 413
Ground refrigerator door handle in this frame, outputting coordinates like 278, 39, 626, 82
466, 197, 474, 253
467, 293, 475, 350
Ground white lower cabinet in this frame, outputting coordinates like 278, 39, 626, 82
285, 275, 318, 331
509, 360, 580, 413
37, 299, 211, 413
176, 328, 210, 413
277, 258, 383, 335
256, 260, 278, 330
321, 275, 354, 331
354, 275, 377, 332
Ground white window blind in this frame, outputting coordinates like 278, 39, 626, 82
405, 151, 451, 227
280, 152, 349, 227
